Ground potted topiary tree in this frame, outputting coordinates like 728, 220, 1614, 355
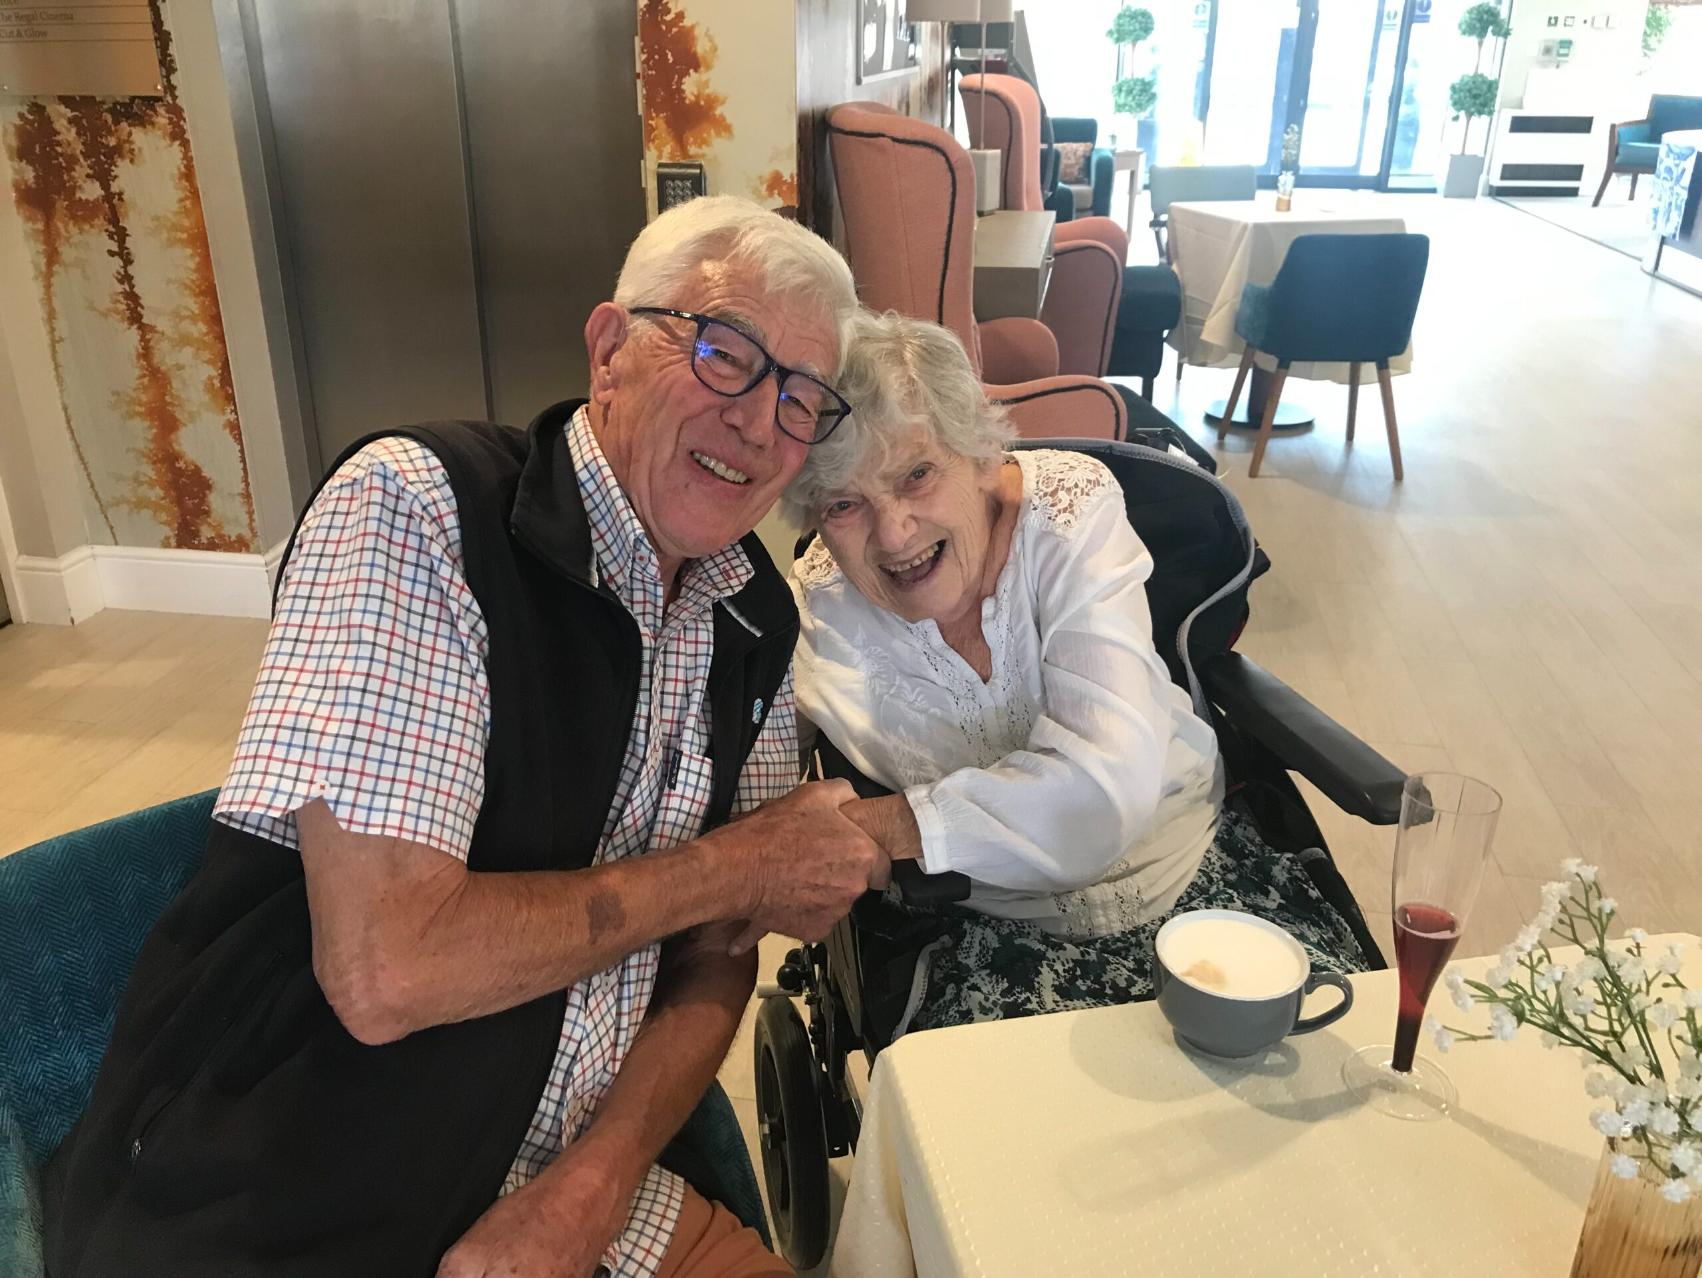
1444, 1, 1510, 198
1107, 6, 1158, 158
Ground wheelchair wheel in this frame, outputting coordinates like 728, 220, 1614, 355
753, 995, 831, 1269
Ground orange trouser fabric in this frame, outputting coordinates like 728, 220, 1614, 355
655, 1188, 793, 1278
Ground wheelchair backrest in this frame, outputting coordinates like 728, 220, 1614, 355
1008, 438, 1267, 714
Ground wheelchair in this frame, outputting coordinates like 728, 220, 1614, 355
752, 434, 1405, 1269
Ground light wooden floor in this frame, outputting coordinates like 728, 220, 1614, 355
2, 195, 1698, 1254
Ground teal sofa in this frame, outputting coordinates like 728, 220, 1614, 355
1594, 94, 1702, 206
0, 793, 767, 1275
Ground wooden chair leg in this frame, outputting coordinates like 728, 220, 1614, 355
1377, 363, 1403, 482
1248, 366, 1289, 479
1346, 362, 1361, 442
1593, 165, 1613, 207
1220, 346, 1256, 442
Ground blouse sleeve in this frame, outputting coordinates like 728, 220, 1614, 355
903, 485, 1177, 892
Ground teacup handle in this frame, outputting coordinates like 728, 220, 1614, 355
1290, 971, 1354, 1035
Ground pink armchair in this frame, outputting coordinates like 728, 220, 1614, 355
958, 73, 1126, 377
825, 101, 1128, 441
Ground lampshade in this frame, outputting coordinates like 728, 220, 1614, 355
907, 0, 986, 20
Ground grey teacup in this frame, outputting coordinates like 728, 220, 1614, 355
1153, 909, 1354, 1059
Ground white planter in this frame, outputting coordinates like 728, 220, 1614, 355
1443, 153, 1485, 199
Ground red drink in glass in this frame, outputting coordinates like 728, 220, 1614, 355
1391, 901, 1461, 1072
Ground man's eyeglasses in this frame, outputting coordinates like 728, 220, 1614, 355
628, 307, 852, 445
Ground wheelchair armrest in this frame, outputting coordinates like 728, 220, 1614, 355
892, 858, 973, 905
1202, 652, 1406, 825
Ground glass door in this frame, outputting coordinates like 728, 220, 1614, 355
1199, 0, 1464, 189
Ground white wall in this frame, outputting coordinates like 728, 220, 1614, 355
1501, 0, 1650, 114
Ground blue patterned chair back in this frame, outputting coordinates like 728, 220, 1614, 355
1258, 233, 1429, 365
0, 792, 215, 1162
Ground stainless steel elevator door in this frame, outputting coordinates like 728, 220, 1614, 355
456, 0, 645, 424
242, 0, 642, 466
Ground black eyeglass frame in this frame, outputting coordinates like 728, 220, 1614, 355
627, 307, 852, 444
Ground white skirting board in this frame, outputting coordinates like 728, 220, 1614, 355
10, 541, 286, 624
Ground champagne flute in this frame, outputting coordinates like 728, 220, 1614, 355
1342, 772, 1502, 1120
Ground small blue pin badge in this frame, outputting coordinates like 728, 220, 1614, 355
751, 698, 765, 726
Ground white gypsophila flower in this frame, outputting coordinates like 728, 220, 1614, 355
1633, 990, 1655, 1013
1615, 951, 1647, 983
1534, 905, 1561, 935
1611, 1043, 1653, 1073
1683, 1053, 1702, 1077
1574, 957, 1607, 983
1576, 864, 1599, 884
1649, 1105, 1683, 1138
1628, 927, 1649, 946
1452, 986, 1475, 1012
1542, 880, 1569, 909
1651, 1002, 1681, 1030
1661, 949, 1685, 977
1541, 1030, 1560, 1050
1673, 1075, 1702, 1103
1445, 969, 1466, 993
1487, 962, 1515, 987
1490, 1005, 1519, 1041
1686, 990, 1702, 1011
1673, 1144, 1702, 1176
1621, 1098, 1653, 1128
1593, 1107, 1630, 1138
1612, 1153, 1641, 1180
1620, 1083, 1649, 1107
1600, 897, 1618, 917
1427, 1015, 1453, 1053
1662, 1178, 1694, 1205
1514, 925, 1541, 955
1561, 857, 1583, 876
1586, 1072, 1614, 1099
1566, 991, 1598, 1019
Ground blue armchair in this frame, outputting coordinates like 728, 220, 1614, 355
1594, 94, 1702, 206
0, 794, 769, 1275
1044, 117, 1114, 222
1220, 233, 1429, 481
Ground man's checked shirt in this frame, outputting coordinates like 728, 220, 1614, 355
215, 407, 799, 1275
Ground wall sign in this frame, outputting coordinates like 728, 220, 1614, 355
0, 2, 164, 98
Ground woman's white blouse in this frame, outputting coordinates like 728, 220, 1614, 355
791, 449, 1224, 939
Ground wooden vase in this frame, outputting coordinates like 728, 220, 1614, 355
1573, 1141, 1702, 1278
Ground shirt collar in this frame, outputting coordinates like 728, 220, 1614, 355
566, 407, 754, 611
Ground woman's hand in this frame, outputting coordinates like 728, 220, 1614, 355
435, 1146, 631, 1278
841, 795, 925, 864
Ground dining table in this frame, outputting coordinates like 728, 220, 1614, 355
1167, 195, 1413, 430
829, 933, 1700, 1277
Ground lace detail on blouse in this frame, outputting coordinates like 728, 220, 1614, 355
793, 536, 841, 590
1020, 449, 1119, 533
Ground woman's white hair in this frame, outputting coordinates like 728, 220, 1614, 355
614, 195, 858, 363
782, 309, 1014, 526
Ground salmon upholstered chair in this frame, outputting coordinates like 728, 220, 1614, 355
960, 73, 1182, 399
825, 101, 1131, 441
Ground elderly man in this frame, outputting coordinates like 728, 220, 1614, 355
44, 197, 884, 1277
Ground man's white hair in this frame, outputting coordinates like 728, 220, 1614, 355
781, 309, 1013, 526
614, 196, 858, 366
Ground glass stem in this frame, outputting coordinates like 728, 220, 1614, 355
1392, 1010, 1421, 1072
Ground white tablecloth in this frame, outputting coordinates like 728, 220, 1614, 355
830, 934, 1700, 1277
1168, 196, 1412, 384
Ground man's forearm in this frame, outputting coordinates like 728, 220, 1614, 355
561, 926, 756, 1202
298, 800, 753, 1043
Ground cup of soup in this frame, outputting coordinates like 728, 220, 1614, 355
1153, 909, 1354, 1059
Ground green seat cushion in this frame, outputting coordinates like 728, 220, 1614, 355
1617, 141, 1661, 168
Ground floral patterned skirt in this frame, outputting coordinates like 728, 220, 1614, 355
896, 801, 1373, 1036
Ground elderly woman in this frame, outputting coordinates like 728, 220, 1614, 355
787, 310, 1370, 1035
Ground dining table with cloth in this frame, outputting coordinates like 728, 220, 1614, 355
1167, 196, 1413, 430
827, 933, 1701, 1277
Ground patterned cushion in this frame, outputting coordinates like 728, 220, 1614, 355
1055, 141, 1094, 183
0, 792, 214, 1162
